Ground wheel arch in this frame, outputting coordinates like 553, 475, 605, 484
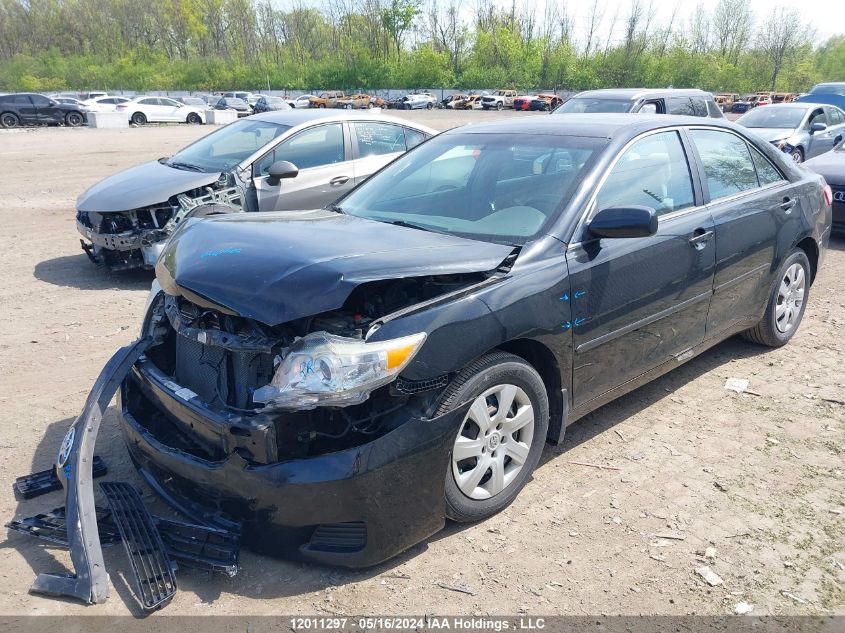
795, 236, 819, 283
496, 338, 566, 445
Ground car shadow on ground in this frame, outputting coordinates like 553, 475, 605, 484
0, 333, 791, 614
33, 254, 153, 291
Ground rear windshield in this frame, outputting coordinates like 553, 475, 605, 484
555, 98, 633, 114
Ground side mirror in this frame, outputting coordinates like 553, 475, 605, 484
810, 122, 827, 134
266, 160, 299, 186
587, 206, 658, 239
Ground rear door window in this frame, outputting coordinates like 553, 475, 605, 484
689, 129, 759, 199
353, 122, 406, 157
666, 97, 695, 116
748, 145, 784, 186
690, 98, 708, 117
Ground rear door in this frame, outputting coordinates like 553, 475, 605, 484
822, 107, 845, 148
12, 95, 39, 123
567, 129, 715, 409
686, 127, 787, 336
349, 121, 431, 185
158, 97, 183, 121
252, 122, 353, 210
30, 94, 63, 123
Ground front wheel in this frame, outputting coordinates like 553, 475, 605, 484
790, 147, 804, 163
65, 111, 84, 127
438, 351, 549, 523
741, 249, 811, 347
496, 102, 503, 111
426, 102, 433, 110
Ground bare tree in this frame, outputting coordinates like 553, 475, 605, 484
712, 0, 752, 65
583, 0, 604, 58
757, 7, 810, 90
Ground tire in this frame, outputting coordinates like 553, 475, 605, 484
1, 112, 19, 128
496, 102, 503, 111
426, 102, 433, 110
318, 103, 326, 109
367, 102, 374, 109
790, 147, 804, 163
64, 111, 84, 127
346, 103, 353, 109
741, 249, 811, 347
437, 351, 549, 523
186, 112, 202, 124
131, 112, 147, 125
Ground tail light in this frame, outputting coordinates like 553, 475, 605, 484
822, 184, 833, 208
116, 104, 127, 111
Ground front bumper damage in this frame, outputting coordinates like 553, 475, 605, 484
77, 182, 244, 271
120, 359, 467, 567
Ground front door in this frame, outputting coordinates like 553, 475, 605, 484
253, 122, 354, 211
567, 129, 716, 409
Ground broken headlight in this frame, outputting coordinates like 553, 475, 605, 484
252, 331, 426, 410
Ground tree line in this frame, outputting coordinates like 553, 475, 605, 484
0, 0, 842, 94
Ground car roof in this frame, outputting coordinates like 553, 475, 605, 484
573, 88, 714, 100
249, 109, 434, 130
443, 113, 737, 138
749, 102, 830, 111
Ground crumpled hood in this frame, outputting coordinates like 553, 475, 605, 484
156, 210, 514, 326
746, 127, 795, 143
76, 160, 222, 213
805, 150, 845, 187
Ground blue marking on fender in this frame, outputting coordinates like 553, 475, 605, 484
63, 464, 71, 480
574, 317, 587, 327
201, 247, 242, 259
560, 294, 569, 301
574, 290, 587, 299
561, 321, 571, 330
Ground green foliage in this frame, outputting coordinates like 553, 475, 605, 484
0, 0, 840, 93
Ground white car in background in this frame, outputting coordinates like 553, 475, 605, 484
117, 96, 206, 125
80, 96, 131, 113
291, 95, 316, 109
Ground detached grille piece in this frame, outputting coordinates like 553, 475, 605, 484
307, 522, 367, 553
100, 482, 177, 610
14, 455, 107, 499
395, 374, 449, 394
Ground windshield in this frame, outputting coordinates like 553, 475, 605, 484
555, 97, 633, 113
339, 132, 606, 245
737, 107, 806, 129
168, 119, 291, 172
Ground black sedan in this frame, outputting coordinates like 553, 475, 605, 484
214, 97, 251, 117
252, 95, 292, 113
60, 114, 831, 574
0, 92, 87, 128
806, 139, 845, 233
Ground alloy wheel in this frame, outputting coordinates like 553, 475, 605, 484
1, 113, 19, 128
775, 262, 806, 333
65, 112, 83, 127
791, 149, 803, 163
451, 384, 535, 500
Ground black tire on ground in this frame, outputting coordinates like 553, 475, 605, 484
426, 102, 433, 109
496, 102, 503, 111
65, 111, 84, 127
437, 351, 549, 523
131, 112, 147, 125
367, 102, 374, 109
1, 112, 20, 128
741, 249, 811, 348
790, 147, 804, 163
318, 103, 326, 108
186, 112, 202, 124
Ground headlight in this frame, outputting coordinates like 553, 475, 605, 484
252, 331, 426, 410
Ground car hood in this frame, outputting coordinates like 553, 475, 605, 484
76, 160, 222, 213
746, 127, 798, 142
155, 209, 514, 326
804, 151, 845, 186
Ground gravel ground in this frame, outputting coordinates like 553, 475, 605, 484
0, 110, 842, 619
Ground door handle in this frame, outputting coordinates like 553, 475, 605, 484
688, 229, 714, 249
329, 176, 350, 186
780, 197, 796, 212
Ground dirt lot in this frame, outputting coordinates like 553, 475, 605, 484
0, 110, 842, 618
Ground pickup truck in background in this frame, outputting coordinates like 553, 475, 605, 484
309, 91, 346, 108
481, 89, 518, 110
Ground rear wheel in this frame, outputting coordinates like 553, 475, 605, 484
318, 103, 326, 109
1, 112, 19, 128
367, 102, 374, 109
741, 249, 811, 347
186, 112, 202, 124
65, 111, 84, 127
438, 351, 549, 523
131, 112, 147, 125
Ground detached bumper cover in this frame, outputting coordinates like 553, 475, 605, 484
30, 338, 152, 605
119, 363, 467, 567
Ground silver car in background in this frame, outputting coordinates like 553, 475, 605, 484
736, 102, 845, 163
75, 110, 436, 270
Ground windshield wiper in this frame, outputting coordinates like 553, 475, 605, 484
387, 219, 438, 233
168, 160, 204, 172
326, 203, 344, 214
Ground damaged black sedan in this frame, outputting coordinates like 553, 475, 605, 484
82, 116, 834, 576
